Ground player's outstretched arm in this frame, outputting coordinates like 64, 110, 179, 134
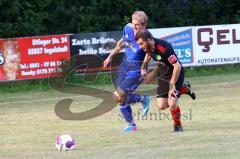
145, 66, 159, 84
103, 39, 124, 68
141, 53, 151, 78
169, 61, 181, 97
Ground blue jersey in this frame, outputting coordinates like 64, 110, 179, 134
121, 23, 145, 74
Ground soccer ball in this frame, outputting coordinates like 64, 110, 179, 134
55, 134, 76, 151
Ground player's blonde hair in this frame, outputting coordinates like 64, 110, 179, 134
132, 11, 148, 26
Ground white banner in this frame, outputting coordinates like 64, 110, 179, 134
149, 24, 240, 67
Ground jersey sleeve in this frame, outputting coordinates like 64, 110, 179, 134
167, 53, 178, 64
122, 23, 134, 42
162, 44, 178, 65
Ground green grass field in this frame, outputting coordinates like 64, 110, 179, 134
1, 73, 240, 159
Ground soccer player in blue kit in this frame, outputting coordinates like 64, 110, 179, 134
104, 11, 151, 132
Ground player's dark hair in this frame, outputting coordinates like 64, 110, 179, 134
135, 30, 153, 41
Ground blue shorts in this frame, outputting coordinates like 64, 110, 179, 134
115, 66, 142, 94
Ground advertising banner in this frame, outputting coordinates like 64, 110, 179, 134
70, 31, 123, 74
194, 24, 240, 66
0, 34, 70, 81
150, 23, 240, 66
0, 23, 239, 81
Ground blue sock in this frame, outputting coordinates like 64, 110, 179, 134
120, 104, 134, 125
125, 94, 144, 104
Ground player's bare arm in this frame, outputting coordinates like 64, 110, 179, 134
169, 61, 181, 95
144, 65, 159, 84
103, 39, 124, 68
141, 53, 151, 78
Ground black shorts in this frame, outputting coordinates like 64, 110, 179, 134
156, 68, 184, 98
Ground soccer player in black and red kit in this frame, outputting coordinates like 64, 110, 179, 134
135, 29, 195, 132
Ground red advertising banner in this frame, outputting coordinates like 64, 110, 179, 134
0, 34, 70, 81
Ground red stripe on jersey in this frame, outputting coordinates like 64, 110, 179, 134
168, 54, 177, 64
156, 44, 167, 54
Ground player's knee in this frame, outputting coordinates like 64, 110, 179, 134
156, 98, 169, 110
168, 90, 180, 108
157, 103, 168, 110
113, 91, 125, 103
168, 100, 177, 109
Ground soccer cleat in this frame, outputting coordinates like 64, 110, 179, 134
189, 91, 196, 100
173, 125, 183, 132
123, 124, 138, 133
142, 95, 151, 117
184, 81, 196, 100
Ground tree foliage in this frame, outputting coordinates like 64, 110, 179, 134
0, 0, 239, 38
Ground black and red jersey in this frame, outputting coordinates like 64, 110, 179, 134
148, 38, 182, 71
147, 38, 183, 80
